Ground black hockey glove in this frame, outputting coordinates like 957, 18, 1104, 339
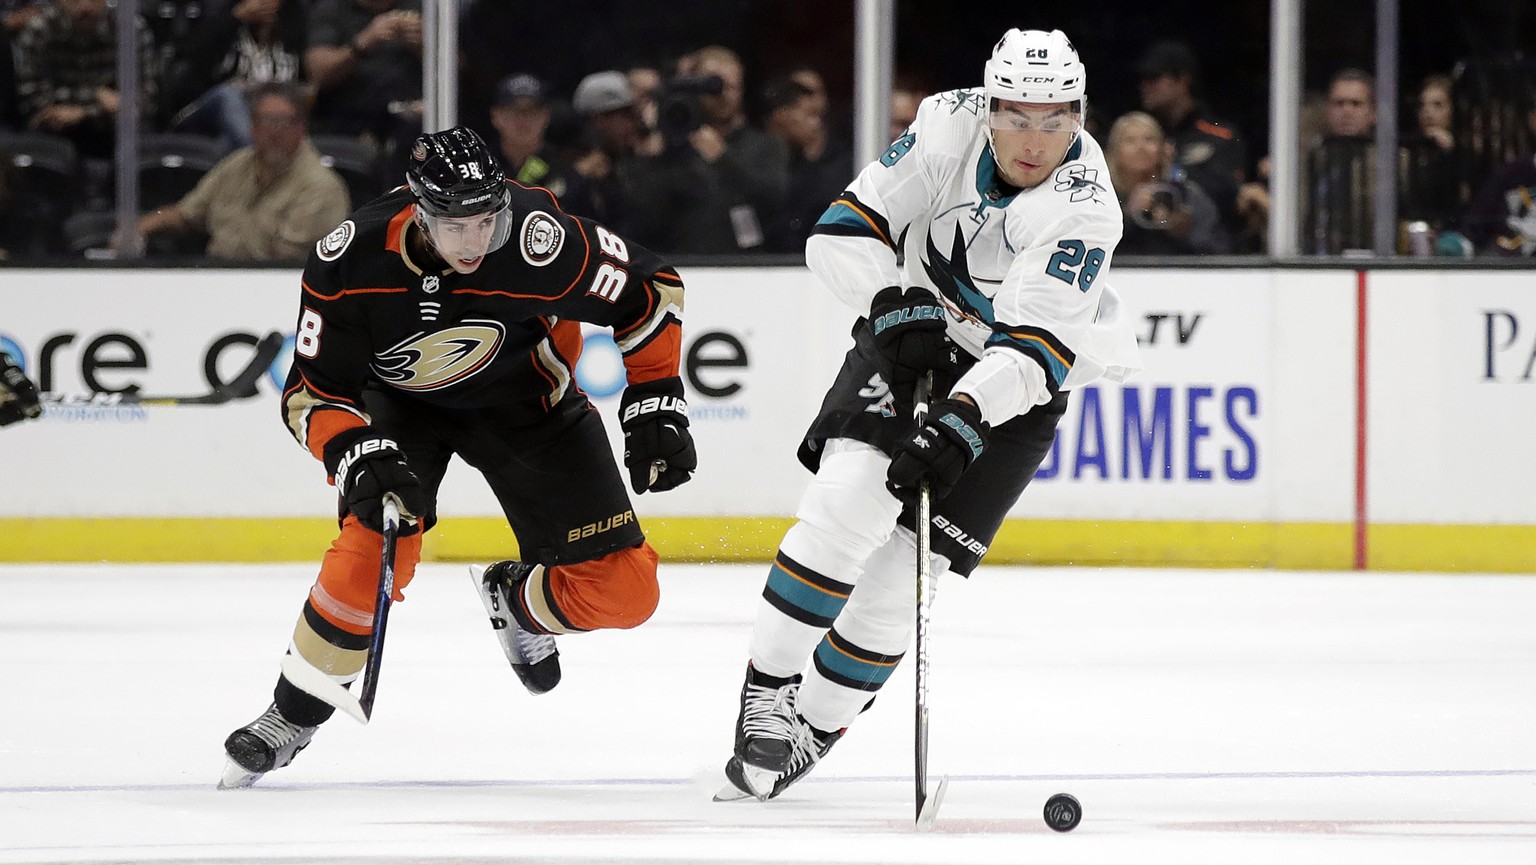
886, 397, 989, 503
0, 357, 42, 427
324, 428, 426, 535
619, 376, 696, 494
869, 286, 960, 396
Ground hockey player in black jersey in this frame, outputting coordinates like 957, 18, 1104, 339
221, 126, 694, 788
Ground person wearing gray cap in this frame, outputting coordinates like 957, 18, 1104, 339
489, 72, 596, 218
570, 70, 655, 239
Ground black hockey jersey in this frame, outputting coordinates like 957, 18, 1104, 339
281, 182, 685, 462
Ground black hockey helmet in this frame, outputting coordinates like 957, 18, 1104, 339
405, 126, 511, 218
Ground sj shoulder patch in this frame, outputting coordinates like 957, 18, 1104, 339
316, 220, 355, 261
520, 210, 564, 266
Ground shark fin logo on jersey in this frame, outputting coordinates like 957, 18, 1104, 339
371, 320, 505, 391
520, 211, 564, 266
316, 220, 355, 261
1052, 164, 1108, 205
923, 225, 995, 326
937, 89, 985, 117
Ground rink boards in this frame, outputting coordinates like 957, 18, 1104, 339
0, 264, 1532, 571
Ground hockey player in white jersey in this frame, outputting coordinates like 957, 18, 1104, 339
718, 28, 1141, 801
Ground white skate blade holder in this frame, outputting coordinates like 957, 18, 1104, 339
280, 653, 370, 725
916, 776, 948, 830
713, 762, 776, 802
217, 758, 261, 790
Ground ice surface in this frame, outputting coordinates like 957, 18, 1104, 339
2, 562, 1533, 864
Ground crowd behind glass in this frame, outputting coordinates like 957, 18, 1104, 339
0, 0, 1532, 263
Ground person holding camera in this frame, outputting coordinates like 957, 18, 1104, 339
1106, 111, 1229, 255
626, 45, 789, 254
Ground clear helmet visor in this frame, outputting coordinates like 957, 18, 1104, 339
987, 99, 1083, 135
420, 204, 514, 263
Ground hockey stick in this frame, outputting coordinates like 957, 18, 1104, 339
51, 331, 284, 407
357, 495, 401, 719
279, 496, 401, 725
913, 373, 949, 829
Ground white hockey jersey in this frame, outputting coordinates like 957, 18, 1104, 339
806, 87, 1142, 425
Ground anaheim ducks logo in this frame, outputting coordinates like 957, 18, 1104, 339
372, 320, 505, 391
316, 220, 355, 261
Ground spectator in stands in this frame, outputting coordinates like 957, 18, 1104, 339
1136, 40, 1247, 238
760, 75, 850, 253
14, 0, 157, 159
304, 0, 421, 172
1462, 97, 1536, 256
1303, 68, 1384, 254
165, 0, 309, 149
569, 70, 660, 236
571, 69, 666, 236
129, 82, 349, 261
488, 73, 595, 217
0, 1, 46, 128
1400, 73, 1470, 236
1106, 111, 1229, 255
1232, 91, 1330, 254
625, 44, 789, 254
627, 65, 664, 142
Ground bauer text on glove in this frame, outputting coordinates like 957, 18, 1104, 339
869, 286, 962, 396
619, 377, 696, 494
324, 428, 426, 534
886, 397, 989, 503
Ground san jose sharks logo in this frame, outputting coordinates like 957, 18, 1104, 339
937, 89, 985, 117
1053, 164, 1108, 204
923, 225, 995, 326
372, 320, 505, 391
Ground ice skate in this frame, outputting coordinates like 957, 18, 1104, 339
471, 561, 561, 694
218, 703, 317, 789
716, 714, 845, 802
732, 663, 803, 772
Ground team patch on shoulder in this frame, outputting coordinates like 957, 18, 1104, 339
316, 220, 355, 261
520, 210, 564, 266
1052, 164, 1108, 205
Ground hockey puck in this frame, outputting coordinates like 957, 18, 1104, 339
1043, 792, 1081, 832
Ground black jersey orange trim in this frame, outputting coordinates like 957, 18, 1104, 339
551, 318, 583, 374
528, 317, 561, 409
306, 408, 367, 462
561, 219, 594, 297
302, 281, 410, 300
383, 205, 413, 254
622, 322, 681, 385
287, 370, 363, 409
614, 284, 659, 340
527, 183, 567, 214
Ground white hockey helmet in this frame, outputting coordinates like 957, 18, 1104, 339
983, 28, 1086, 106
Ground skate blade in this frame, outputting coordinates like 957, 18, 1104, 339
713, 782, 756, 802
916, 776, 949, 830
217, 758, 261, 790
715, 759, 775, 802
